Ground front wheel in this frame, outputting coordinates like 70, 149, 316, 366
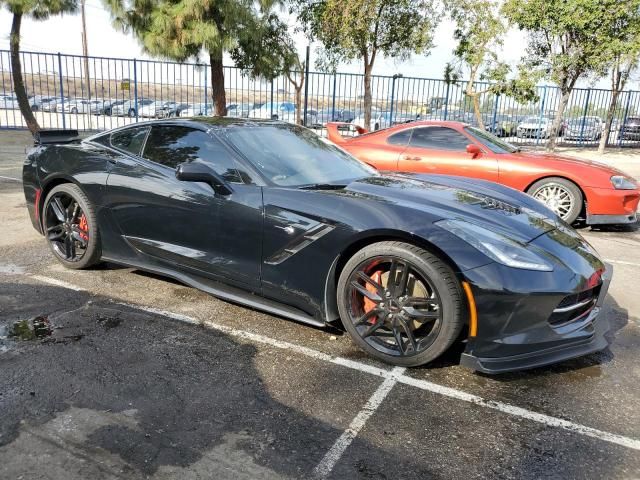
43, 184, 102, 269
128, 108, 136, 117
527, 177, 583, 224
337, 241, 464, 367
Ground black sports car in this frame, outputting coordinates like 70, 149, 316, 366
23, 119, 613, 373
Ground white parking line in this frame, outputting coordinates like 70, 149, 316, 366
313, 366, 405, 479
0, 175, 20, 182
29, 274, 87, 292
605, 259, 640, 268
23, 276, 640, 457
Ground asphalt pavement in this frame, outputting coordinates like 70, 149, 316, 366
1, 131, 640, 479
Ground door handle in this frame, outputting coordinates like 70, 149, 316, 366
403, 156, 422, 161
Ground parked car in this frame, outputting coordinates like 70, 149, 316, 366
156, 102, 190, 118
40, 96, 69, 113
103, 100, 126, 116
486, 114, 519, 137
250, 101, 296, 122
29, 95, 56, 111
24, 118, 614, 373
0, 93, 19, 109
226, 103, 251, 118
313, 108, 356, 127
564, 117, 604, 141
61, 98, 93, 114
111, 99, 155, 117
138, 100, 165, 118
620, 116, 640, 141
516, 116, 554, 138
351, 110, 390, 131
326, 120, 640, 225
180, 103, 211, 117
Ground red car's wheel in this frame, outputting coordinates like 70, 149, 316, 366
527, 177, 583, 224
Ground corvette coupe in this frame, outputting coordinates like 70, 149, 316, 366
24, 119, 612, 373
326, 120, 640, 226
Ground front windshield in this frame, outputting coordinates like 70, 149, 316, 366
568, 118, 597, 127
223, 124, 377, 187
464, 126, 519, 154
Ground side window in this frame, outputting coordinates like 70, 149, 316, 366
387, 130, 412, 146
110, 126, 149, 156
409, 127, 471, 151
143, 125, 244, 183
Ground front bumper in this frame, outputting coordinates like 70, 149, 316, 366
584, 186, 640, 223
460, 237, 613, 374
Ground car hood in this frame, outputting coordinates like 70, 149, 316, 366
341, 173, 564, 243
518, 122, 548, 128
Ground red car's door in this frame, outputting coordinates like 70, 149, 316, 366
397, 126, 499, 182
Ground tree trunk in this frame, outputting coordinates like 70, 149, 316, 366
547, 89, 570, 152
598, 89, 620, 154
209, 50, 226, 116
10, 13, 39, 135
363, 61, 372, 130
295, 84, 303, 125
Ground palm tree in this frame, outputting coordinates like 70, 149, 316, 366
1, 0, 78, 135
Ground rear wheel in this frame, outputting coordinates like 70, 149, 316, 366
337, 241, 464, 367
43, 184, 101, 269
527, 177, 583, 224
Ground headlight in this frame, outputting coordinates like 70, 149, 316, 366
436, 219, 554, 271
611, 175, 637, 190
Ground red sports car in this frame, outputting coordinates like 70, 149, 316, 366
326, 120, 640, 225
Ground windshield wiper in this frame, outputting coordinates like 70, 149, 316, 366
298, 183, 348, 190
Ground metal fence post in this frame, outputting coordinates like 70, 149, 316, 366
57, 52, 66, 129
203, 65, 208, 115
619, 91, 633, 146
491, 93, 499, 133
536, 85, 548, 146
133, 58, 138, 122
270, 79, 274, 119
331, 73, 337, 121
389, 74, 401, 125
443, 82, 450, 120
579, 88, 592, 145
303, 45, 310, 126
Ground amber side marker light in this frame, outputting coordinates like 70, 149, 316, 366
462, 281, 478, 337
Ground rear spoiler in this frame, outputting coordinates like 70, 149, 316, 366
325, 122, 367, 144
34, 129, 80, 145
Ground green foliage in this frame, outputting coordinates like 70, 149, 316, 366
444, 0, 538, 129
294, 0, 439, 127
104, 0, 280, 114
1, 0, 76, 18
230, 13, 299, 81
503, 0, 640, 149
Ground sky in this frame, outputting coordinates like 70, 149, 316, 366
0, 1, 626, 89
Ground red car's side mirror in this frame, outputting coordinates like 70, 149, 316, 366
466, 144, 481, 158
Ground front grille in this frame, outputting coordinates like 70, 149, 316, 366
549, 285, 601, 326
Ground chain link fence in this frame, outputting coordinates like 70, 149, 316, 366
2, 49, 640, 147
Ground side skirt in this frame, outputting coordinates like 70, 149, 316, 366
101, 256, 327, 329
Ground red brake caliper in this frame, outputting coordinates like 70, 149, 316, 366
78, 214, 89, 242
362, 271, 383, 323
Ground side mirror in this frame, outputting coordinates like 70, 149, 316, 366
175, 162, 233, 196
466, 144, 482, 158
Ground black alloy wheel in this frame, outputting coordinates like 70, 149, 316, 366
338, 242, 464, 367
43, 184, 101, 269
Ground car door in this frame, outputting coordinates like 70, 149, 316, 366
105, 124, 263, 290
397, 126, 499, 182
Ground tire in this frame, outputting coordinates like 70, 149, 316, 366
128, 109, 136, 117
337, 241, 464, 367
42, 183, 101, 269
71, 107, 78, 114
527, 177, 583, 224
374, 123, 380, 131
